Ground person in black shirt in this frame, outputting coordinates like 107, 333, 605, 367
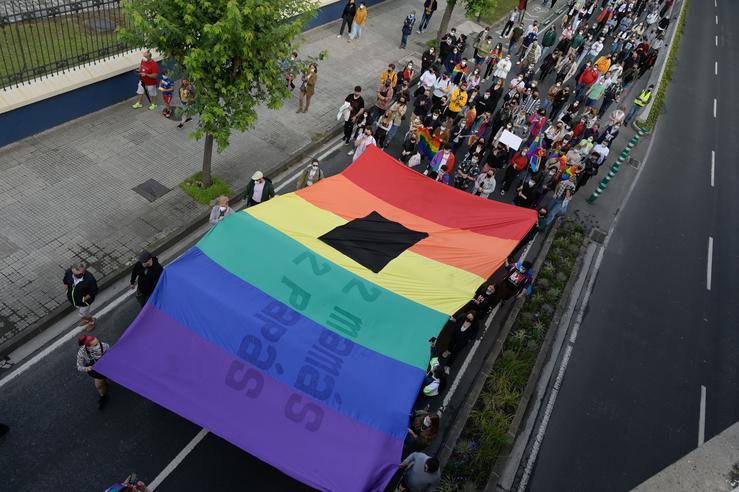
342, 85, 365, 144
130, 250, 163, 307
63, 262, 98, 326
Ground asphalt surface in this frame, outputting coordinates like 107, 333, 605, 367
528, 1, 739, 491
0, 103, 515, 490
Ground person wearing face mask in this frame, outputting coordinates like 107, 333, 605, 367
400, 130, 419, 165
500, 146, 529, 195
76, 335, 111, 409
404, 411, 440, 455
297, 63, 317, 113
296, 158, 325, 189
474, 169, 497, 198
423, 109, 442, 130
208, 195, 234, 226
428, 145, 455, 179
129, 250, 163, 307
514, 175, 541, 208
441, 311, 479, 366
353, 128, 376, 162
63, 262, 98, 326
454, 152, 481, 190
372, 79, 394, 124
244, 171, 275, 207
493, 54, 512, 82
386, 96, 408, 147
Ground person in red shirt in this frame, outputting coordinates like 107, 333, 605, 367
575, 62, 599, 101
133, 50, 159, 110
500, 146, 529, 195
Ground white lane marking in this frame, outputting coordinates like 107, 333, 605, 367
715, 61, 718, 75
149, 428, 209, 490
711, 151, 715, 187
716, 15, 718, 25
0, 290, 134, 389
707, 237, 714, 291
698, 385, 706, 446
440, 235, 536, 410
274, 138, 345, 192
714, 99, 717, 118
716, 35, 718, 46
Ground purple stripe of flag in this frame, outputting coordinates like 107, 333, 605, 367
95, 304, 401, 492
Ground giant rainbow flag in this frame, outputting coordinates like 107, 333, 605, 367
96, 146, 536, 492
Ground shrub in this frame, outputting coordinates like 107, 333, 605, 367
180, 172, 232, 205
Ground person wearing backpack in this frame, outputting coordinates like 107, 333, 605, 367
400, 10, 416, 48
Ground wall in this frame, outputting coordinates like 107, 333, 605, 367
0, 0, 389, 148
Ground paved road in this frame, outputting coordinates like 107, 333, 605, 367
528, 1, 739, 491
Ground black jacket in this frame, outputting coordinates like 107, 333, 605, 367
342, 2, 356, 20
244, 177, 275, 204
130, 257, 163, 297
63, 270, 98, 307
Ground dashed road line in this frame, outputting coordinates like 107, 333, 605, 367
707, 237, 714, 291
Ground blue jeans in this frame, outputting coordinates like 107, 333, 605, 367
401, 32, 409, 48
624, 103, 644, 124
419, 12, 432, 32
349, 23, 363, 39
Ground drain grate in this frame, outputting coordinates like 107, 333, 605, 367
629, 157, 640, 169
132, 179, 171, 202
590, 228, 607, 244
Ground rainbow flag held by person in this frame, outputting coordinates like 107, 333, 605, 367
417, 126, 441, 160
95, 147, 536, 492
467, 115, 489, 146
527, 131, 544, 173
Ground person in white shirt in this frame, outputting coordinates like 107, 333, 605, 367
419, 68, 437, 91
474, 170, 497, 198
592, 141, 610, 165
352, 128, 376, 161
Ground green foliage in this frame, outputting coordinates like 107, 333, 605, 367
120, 0, 323, 153
180, 172, 231, 204
475, 0, 516, 25
444, 221, 588, 488
640, 0, 689, 130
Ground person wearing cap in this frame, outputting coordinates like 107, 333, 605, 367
63, 262, 98, 327
76, 335, 110, 409
209, 195, 235, 226
244, 170, 275, 207
129, 250, 163, 307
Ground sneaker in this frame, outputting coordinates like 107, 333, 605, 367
444, 366, 451, 375
97, 394, 108, 410
177, 123, 184, 129
148, 103, 157, 110
337, 34, 342, 38
501, 190, 506, 195
132, 102, 143, 109
347, 150, 355, 156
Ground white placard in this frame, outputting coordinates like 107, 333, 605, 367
499, 130, 523, 150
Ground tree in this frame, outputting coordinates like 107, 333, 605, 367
121, 0, 323, 188
436, 0, 499, 43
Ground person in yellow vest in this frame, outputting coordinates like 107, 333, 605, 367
349, 1, 367, 41
445, 81, 468, 121
624, 83, 654, 125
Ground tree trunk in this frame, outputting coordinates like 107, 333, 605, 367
202, 133, 214, 188
436, 0, 457, 43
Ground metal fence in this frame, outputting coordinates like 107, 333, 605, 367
0, 0, 133, 89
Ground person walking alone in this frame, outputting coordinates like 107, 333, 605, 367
129, 250, 163, 307
63, 262, 98, 327
400, 10, 416, 49
76, 335, 110, 409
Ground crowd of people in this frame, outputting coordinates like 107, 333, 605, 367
336, 0, 665, 240
323, 1, 671, 489
54, 1, 676, 489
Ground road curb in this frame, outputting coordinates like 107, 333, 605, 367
437, 219, 561, 468
488, 238, 596, 491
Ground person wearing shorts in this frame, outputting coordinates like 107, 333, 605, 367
76, 335, 110, 409
159, 69, 174, 116
133, 50, 159, 110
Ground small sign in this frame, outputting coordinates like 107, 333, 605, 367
499, 130, 523, 150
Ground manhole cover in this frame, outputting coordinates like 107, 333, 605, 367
590, 228, 607, 244
629, 157, 640, 169
132, 179, 171, 202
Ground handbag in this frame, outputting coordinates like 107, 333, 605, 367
408, 153, 421, 168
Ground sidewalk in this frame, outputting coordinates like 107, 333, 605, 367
0, 0, 473, 350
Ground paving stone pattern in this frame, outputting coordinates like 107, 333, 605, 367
0, 0, 487, 348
